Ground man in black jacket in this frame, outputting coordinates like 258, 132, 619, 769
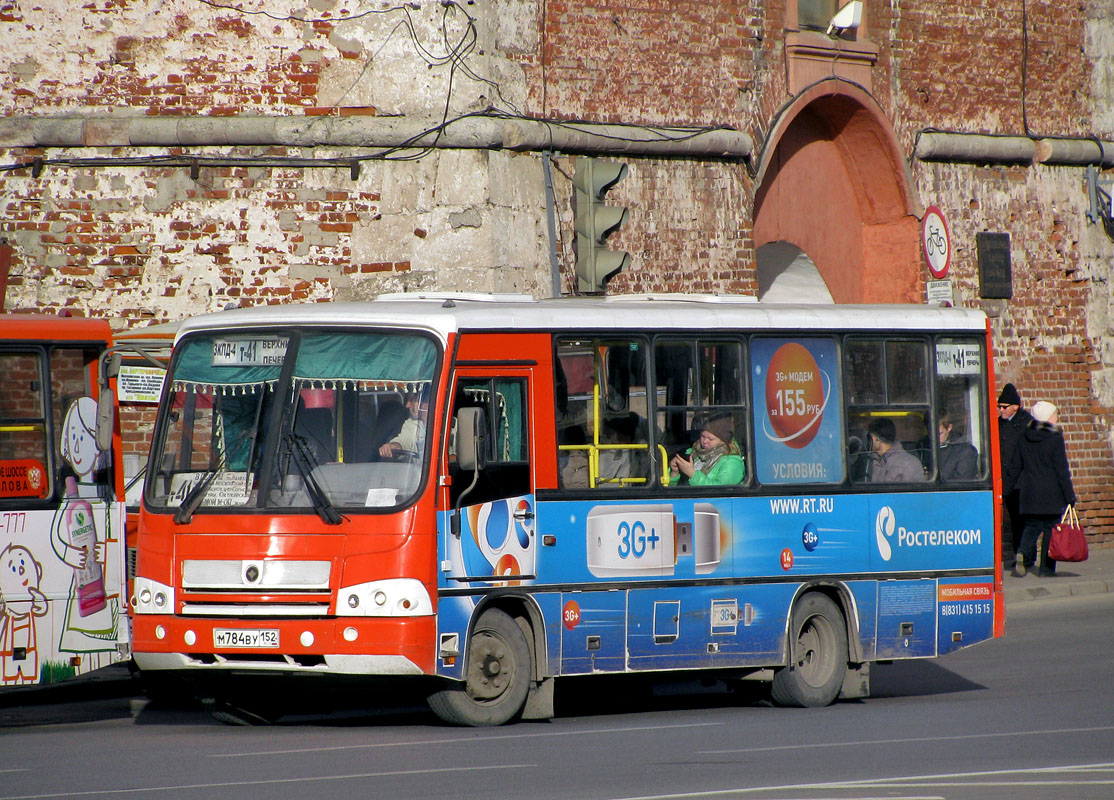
997, 383, 1033, 563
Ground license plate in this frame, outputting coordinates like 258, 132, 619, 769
214, 628, 279, 648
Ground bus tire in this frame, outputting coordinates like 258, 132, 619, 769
428, 608, 531, 726
771, 592, 847, 708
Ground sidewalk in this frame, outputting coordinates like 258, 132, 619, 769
3, 547, 1111, 712
1002, 542, 1114, 605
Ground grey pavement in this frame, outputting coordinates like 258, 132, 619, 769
1002, 542, 1114, 605
2, 546, 1111, 712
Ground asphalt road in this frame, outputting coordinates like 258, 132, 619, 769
1, 592, 1112, 800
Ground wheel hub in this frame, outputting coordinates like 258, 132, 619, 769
466, 633, 514, 701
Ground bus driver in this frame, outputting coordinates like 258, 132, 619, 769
378, 390, 428, 459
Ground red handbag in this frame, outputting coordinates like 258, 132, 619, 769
1049, 505, 1089, 562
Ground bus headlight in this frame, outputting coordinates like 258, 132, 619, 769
134, 577, 175, 615
336, 579, 433, 617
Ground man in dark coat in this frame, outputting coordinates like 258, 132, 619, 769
997, 383, 1033, 561
1005, 400, 1076, 576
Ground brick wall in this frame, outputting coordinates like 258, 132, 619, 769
889, 0, 1092, 141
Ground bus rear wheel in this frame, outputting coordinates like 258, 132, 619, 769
771, 593, 847, 708
428, 608, 531, 726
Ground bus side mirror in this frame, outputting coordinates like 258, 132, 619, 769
103, 353, 122, 380
455, 407, 487, 472
95, 353, 121, 453
95, 388, 115, 453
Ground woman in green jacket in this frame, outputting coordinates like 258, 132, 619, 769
667, 414, 745, 486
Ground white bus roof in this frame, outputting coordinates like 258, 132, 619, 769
174, 294, 988, 346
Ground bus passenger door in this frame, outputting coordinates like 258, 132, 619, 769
441, 372, 536, 586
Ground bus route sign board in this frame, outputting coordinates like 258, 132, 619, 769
922, 206, 951, 279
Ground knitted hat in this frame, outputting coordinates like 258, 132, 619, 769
1031, 400, 1057, 423
702, 414, 735, 444
997, 383, 1021, 406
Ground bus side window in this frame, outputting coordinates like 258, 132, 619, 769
845, 338, 930, 485
934, 338, 989, 482
654, 338, 746, 487
555, 337, 651, 490
0, 350, 51, 499
449, 377, 529, 506
850, 411, 930, 484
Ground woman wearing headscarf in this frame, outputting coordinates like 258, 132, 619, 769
1006, 400, 1076, 577
667, 414, 745, 486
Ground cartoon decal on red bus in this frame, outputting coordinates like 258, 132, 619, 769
1, 319, 128, 686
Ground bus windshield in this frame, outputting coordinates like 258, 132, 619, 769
146, 329, 438, 517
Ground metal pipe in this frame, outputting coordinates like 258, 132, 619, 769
0, 114, 753, 160
915, 131, 1114, 167
1035, 138, 1114, 167
914, 132, 1036, 164
542, 151, 561, 297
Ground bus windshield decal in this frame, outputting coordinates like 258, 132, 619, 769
212, 337, 289, 367
0, 459, 49, 498
166, 471, 252, 508
935, 343, 981, 376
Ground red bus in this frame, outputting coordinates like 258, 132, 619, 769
132, 294, 1003, 724
0, 315, 128, 687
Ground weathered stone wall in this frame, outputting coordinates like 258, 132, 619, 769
2, 0, 529, 117
0, 147, 554, 319
0, 1, 556, 319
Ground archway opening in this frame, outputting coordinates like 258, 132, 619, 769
756, 242, 834, 303
752, 81, 921, 304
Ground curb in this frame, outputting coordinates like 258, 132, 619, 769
1004, 577, 1114, 606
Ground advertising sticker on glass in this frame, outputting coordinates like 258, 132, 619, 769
751, 337, 843, 484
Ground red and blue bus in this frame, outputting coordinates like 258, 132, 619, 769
131, 294, 1003, 724
0, 315, 128, 687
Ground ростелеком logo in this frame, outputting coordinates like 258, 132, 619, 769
875, 505, 895, 561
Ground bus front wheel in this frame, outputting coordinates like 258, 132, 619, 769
771, 593, 847, 708
428, 608, 531, 726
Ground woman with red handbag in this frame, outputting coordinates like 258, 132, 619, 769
1004, 400, 1077, 577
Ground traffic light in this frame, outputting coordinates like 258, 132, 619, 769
572, 156, 630, 294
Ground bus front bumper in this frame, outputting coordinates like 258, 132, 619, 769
132, 615, 435, 675
133, 650, 425, 676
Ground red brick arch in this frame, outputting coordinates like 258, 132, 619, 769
753, 79, 922, 304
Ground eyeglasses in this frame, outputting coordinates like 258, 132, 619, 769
997, 403, 1012, 409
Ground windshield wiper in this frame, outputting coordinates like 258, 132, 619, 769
282, 432, 342, 525
174, 459, 225, 525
